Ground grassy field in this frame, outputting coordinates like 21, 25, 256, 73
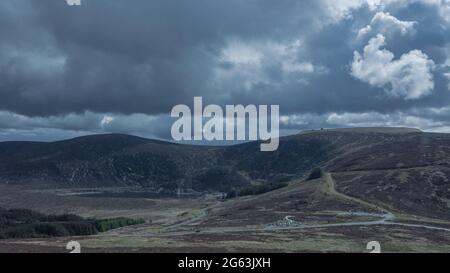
1, 171, 450, 253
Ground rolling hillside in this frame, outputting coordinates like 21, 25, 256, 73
0, 127, 449, 200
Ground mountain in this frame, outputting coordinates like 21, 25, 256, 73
0, 134, 221, 190
0, 127, 449, 199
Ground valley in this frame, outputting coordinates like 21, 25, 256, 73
1, 127, 450, 252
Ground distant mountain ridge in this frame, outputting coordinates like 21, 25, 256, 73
0, 128, 448, 194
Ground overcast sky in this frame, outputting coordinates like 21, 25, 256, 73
1, 0, 450, 141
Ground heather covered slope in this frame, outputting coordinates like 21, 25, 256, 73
1, 128, 450, 252
0, 134, 223, 190
0, 127, 449, 203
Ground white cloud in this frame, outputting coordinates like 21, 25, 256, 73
100, 115, 114, 128
321, 0, 450, 23
325, 110, 450, 132
0, 111, 168, 141
364, 0, 450, 22
221, 41, 264, 65
445, 72, 450, 90
442, 45, 450, 90
357, 12, 417, 39
351, 34, 435, 99
215, 38, 326, 91
439, 0, 450, 22
327, 111, 429, 127
322, 0, 368, 22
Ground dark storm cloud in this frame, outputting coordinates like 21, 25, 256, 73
1, 0, 450, 140
0, 0, 327, 116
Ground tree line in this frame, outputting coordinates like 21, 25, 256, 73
0, 208, 145, 239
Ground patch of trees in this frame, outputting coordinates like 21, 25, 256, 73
226, 182, 288, 199
94, 218, 144, 232
0, 208, 145, 239
307, 167, 323, 180
191, 167, 250, 192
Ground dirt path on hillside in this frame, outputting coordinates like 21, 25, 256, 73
99, 173, 450, 238
173, 173, 450, 234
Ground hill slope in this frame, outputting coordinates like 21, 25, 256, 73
0, 128, 449, 198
